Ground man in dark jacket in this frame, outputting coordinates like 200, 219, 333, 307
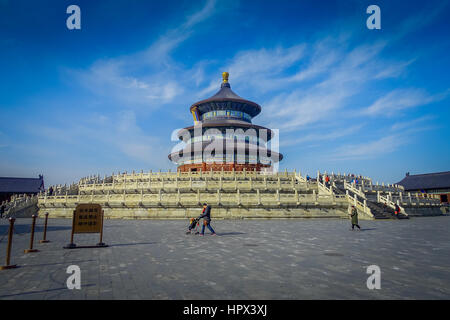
198, 203, 216, 236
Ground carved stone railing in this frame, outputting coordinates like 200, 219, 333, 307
38, 190, 347, 209
3, 194, 38, 218
346, 193, 374, 219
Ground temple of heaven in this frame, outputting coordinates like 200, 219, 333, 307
168, 72, 283, 172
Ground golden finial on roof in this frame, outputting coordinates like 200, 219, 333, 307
222, 72, 229, 83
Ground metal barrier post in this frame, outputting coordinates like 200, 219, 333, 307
0, 218, 18, 270
40, 212, 50, 243
24, 215, 39, 253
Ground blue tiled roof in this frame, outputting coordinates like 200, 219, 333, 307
397, 171, 450, 191
0, 176, 44, 193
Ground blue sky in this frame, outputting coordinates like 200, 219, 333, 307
1, 0, 449, 187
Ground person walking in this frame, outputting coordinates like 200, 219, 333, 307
349, 205, 361, 231
198, 203, 216, 236
394, 203, 401, 218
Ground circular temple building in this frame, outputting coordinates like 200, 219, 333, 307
168, 72, 283, 172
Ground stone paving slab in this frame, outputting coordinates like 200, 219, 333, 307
0, 216, 449, 299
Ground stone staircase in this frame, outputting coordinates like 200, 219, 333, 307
324, 171, 441, 219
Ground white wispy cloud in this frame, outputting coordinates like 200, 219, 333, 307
363, 89, 446, 116
68, 0, 218, 110
280, 125, 363, 147
390, 115, 435, 131
329, 135, 407, 161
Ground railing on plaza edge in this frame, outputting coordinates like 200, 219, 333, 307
1, 194, 38, 218
79, 168, 298, 184
38, 189, 348, 208
343, 180, 367, 199
377, 193, 408, 217
346, 192, 374, 219
76, 179, 309, 194
317, 172, 373, 218
343, 178, 439, 208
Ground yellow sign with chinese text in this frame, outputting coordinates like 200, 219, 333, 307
73, 204, 102, 234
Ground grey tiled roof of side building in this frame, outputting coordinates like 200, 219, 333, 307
397, 171, 450, 190
0, 176, 45, 193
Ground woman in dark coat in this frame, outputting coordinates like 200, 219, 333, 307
349, 205, 361, 231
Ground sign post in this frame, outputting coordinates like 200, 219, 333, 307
64, 204, 108, 249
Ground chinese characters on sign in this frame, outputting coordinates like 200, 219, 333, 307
73, 204, 102, 234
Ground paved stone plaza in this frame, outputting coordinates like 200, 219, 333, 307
0, 216, 449, 300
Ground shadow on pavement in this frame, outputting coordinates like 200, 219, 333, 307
0, 284, 95, 299
109, 242, 156, 247
0, 225, 72, 235
22, 260, 96, 268
216, 232, 246, 236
